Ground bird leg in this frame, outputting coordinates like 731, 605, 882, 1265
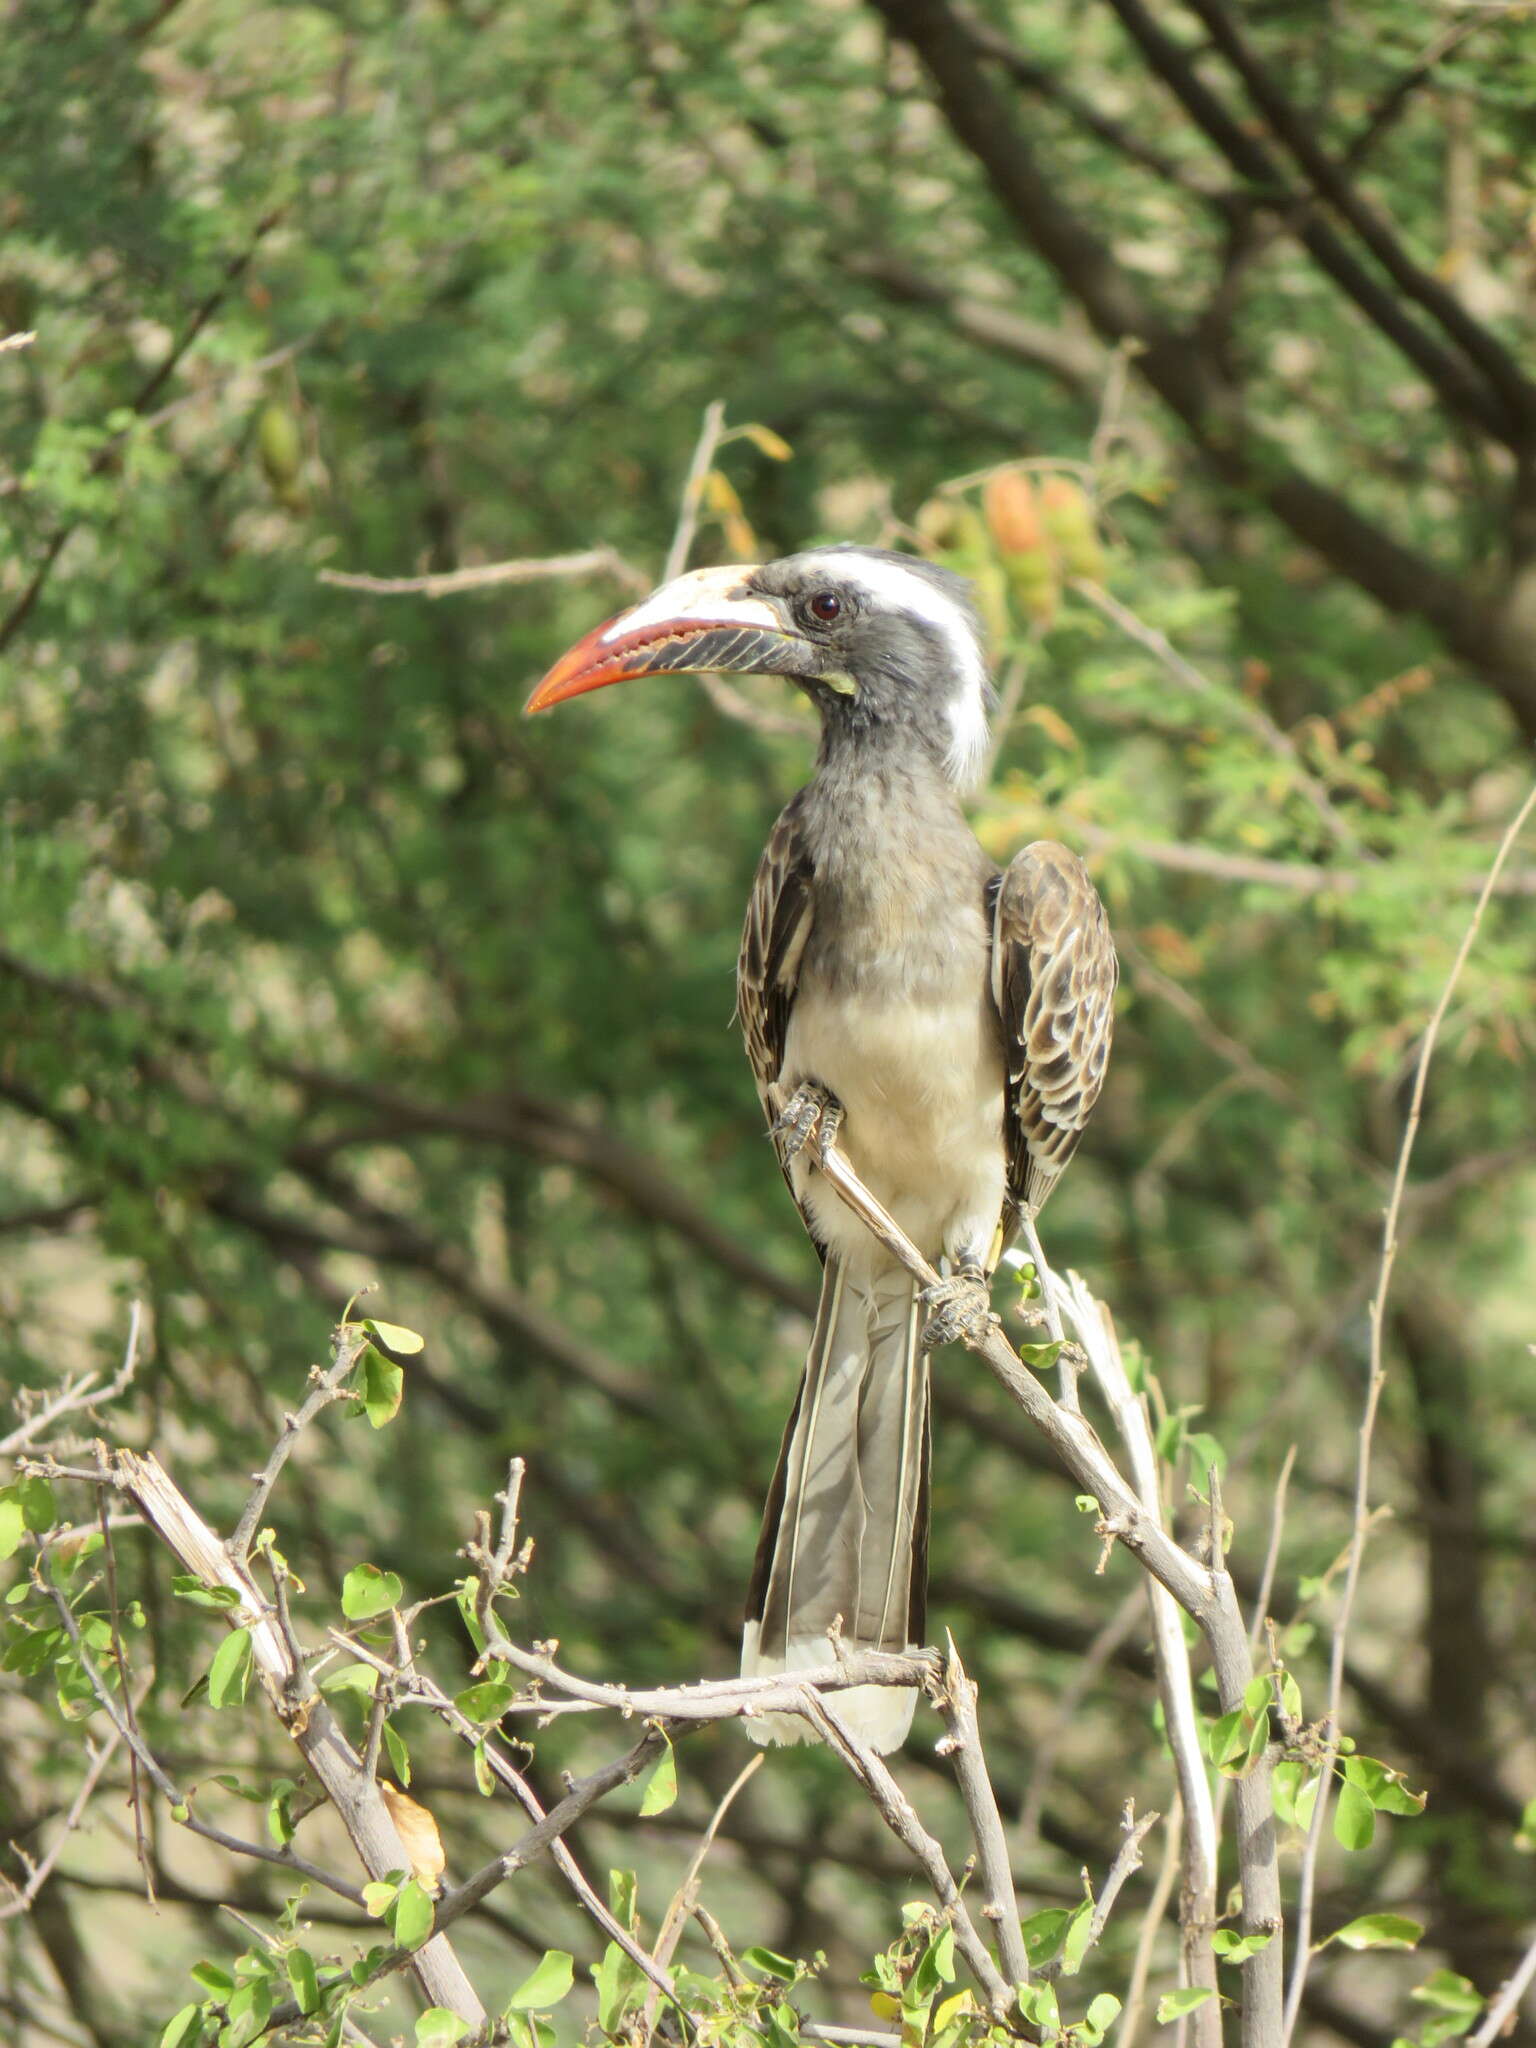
920, 1260, 997, 1353
771, 1081, 844, 1163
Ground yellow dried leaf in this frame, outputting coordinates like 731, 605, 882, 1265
738, 422, 793, 461
703, 469, 742, 516
380, 1782, 446, 1892
1020, 703, 1077, 751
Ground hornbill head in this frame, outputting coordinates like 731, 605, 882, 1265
526, 546, 992, 788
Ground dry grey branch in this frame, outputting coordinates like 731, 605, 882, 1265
98, 1427, 488, 2024
935, 1633, 1030, 1989
1058, 1272, 1219, 2041
806, 1691, 1015, 2017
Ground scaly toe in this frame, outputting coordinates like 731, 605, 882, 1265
920, 1274, 995, 1352
772, 1083, 843, 1163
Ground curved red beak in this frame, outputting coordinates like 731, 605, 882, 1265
525, 565, 815, 713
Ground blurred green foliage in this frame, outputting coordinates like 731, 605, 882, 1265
1, 1, 1534, 2043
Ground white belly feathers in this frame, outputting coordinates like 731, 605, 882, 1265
783, 975, 1006, 1267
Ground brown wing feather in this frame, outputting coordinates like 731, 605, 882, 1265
991, 840, 1117, 1218
736, 789, 816, 1161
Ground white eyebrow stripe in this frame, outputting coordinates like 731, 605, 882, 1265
801, 550, 991, 791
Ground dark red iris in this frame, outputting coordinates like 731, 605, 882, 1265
808, 590, 842, 622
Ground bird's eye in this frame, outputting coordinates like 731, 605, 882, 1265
807, 590, 842, 623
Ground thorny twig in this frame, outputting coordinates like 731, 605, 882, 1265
228, 1323, 370, 1561
1282, 776, 1536, 2045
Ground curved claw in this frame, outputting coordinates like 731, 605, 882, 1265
920, 1270, 996, 1352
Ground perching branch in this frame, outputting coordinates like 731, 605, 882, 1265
808, 1136, 1283, 2048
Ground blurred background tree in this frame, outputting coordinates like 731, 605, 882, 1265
1, 0, 1533, 2042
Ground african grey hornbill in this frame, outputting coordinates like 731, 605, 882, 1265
528, 545, 1116, 1752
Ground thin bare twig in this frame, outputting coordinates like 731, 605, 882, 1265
0, 332, 36, 355
1016, 1588, 1145, 1847
1120, 1804, 1182, 2048
319, 547, 649, 599
1037, 1801, 1159, 1982
1282, 777, 1536, 2045
228, 1325, 369, 1560
639, 1752, 765, 2045
1249, 1445, 1297, 1652
0, 1302, 141, 1457
0, 1717, 125, 1920
1067, 822, 1536, 898
1466, 1927, 1536, 2048
1070, 578, 1364, 853
662, 398, 811, 739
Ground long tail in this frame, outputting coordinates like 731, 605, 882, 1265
740, 1255, 930, 1754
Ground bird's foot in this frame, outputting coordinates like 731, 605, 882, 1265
772, 1082, 844, 1164
920, 1265, 997, 1352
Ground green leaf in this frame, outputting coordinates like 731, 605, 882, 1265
268, 1780, 297, 1847
1059, 1893, 1095, 1976
286, 1948, 320, 2013
0, 1494, 27, 1563
742, 1947, 798, 1982
159, 2003, 202, 2048
172, 1576, 244, 1610
18, 1475, 56, 1531
1411, 1971, 1483, 2017
207, 1627, 253, 1710
1325, 1914, 1423, 1952
1017, 1341, 1063, 1369
1212, 1929, 1273, 1963
1156, 1987, 1215, 2024
454, 1679, 513, 1723
391, 1877, 435, 1949
473, 1737, 495, 1796
415, 2010, 469, 2048
362, 1879, 402, 1919
1343, 1756, 1426, 1816
384, 1721, 412, 1788
357, 1346, 404, 1429
1083, 1994, 1123, 2042
1243, 1674, 1272, 1717
1020, 1906, 1070, 1967
637, 1736, 677, 1816
592, 1941, 646, 2034
504, 1950, 576, 2011
341, 1563, 404, 1620
1018, 1983, 1060, 2031
1333, 1778, 1376, 1851
321, 1660, 378, 1696
608, 1867, 638, 1930
364, 1317, 426, 1354
190, 1960, 235, 1996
